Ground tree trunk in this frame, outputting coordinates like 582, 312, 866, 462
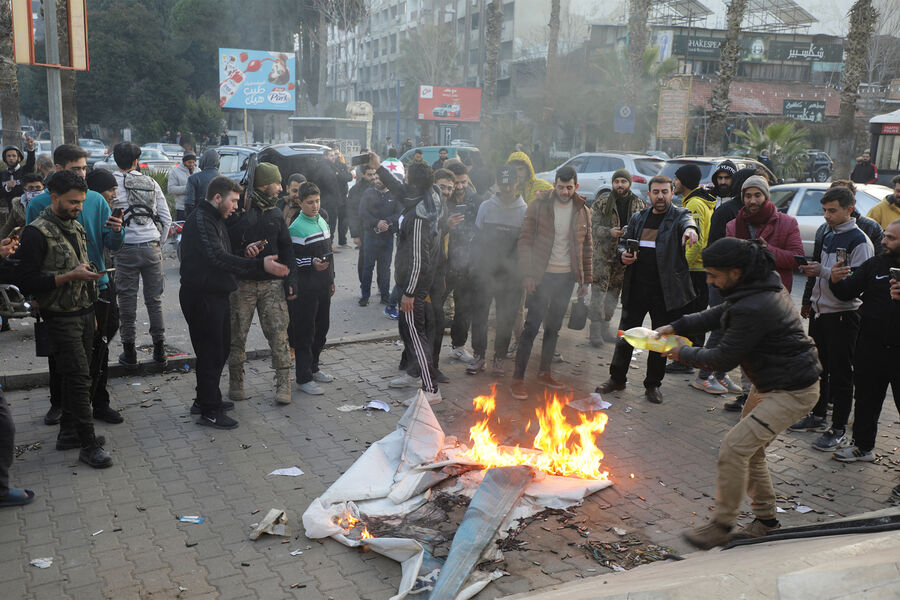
625, 0, 651, 150
707, 0, 749, 155
539, 0, 561, 156
836, 0, 876, 178
483, 0, 502, 109
0, 0, 22, 149
56, 0, 78, 144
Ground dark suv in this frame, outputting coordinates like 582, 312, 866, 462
804, 150, 833, 182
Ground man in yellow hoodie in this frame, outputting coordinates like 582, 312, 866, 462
507, 151, 553, 205
670, 164, 720, 389
867, 175, 900, 230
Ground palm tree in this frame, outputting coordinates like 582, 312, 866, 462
707, 0, 750, 154
835, 0, 876, 177
483, 0, 503, 110
539, 0, 562, 153
0, 0, 22, 148
732, 121, 809, 179
625, 0, 652, 105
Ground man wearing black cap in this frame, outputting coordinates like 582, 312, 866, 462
169, 153, 199, 221
467, 165, 527, 375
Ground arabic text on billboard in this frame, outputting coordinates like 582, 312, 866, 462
783, 100, 826, 123
219, 48, 295, 111
418, 86, 482, 123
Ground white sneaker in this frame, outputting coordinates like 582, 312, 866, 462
297, 381, 324, 395
313, 371, 334, 383
389, 373, 419, 388
449, 346, 474, 362
403, 389, 443, 406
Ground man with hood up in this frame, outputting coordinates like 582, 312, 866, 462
707, 160, 737, 208
588, 168, 644, 347
507, 151, 553, 205
184, 149, 220, 216
1, 139, 36, 228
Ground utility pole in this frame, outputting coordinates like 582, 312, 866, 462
43, 0, 64, 149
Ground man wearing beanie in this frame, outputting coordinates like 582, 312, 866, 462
168, 152, 198, 220
708, 160, 736, 208
225, 162, 297, 406
669, 164, 718, 376
588, 168, 644, 347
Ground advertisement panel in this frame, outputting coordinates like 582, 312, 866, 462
657, 77, 692, 139
418, 86, 482, 122
219, 48, 296, 111
783, 99, 826, 123
671, 35, 842, 64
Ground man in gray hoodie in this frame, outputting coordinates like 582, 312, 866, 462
184, 149, 220, 216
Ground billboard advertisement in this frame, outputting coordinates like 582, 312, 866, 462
219, 48, 296, 111
783, 99, 826, 123
417, 86, 481, 122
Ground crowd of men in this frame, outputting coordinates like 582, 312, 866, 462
0, 139, 899, 554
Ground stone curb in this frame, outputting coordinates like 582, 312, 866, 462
0, 328, 399, 391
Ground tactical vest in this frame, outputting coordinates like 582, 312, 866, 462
30, 212, 97, 313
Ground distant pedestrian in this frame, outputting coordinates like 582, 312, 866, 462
756, 149, 774, 173
358, 161, 402, 306
850, 151, 877, 184
431, 148, 449, 171
184, 149, 220, 217
168, 153, 199, 221
866, 174, 900, 229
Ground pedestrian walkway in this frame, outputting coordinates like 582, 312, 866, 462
1, 328, 897, 599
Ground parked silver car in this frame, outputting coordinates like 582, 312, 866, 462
143, 143, 189, 161
769, 182, 891, 256
78, 138, 109, 168
92, 147, 177, 174
535, 152, 665, 205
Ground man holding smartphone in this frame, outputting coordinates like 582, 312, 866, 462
826, 219, 900, 466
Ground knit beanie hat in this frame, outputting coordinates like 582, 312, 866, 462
611, 168, 632, 183
85, 169, 117, 193
674, 164, 702, 190
712, 159, 737, 179
182, 152, 197, 163
254, 162, 282, 188
741, 175, 770, 202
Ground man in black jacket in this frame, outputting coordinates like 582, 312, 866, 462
658, 238, 821, 549
358, 163, 402, 305
827, 219, 900, 464
180, 176, 289, 429
226, 163, 297, 405
184, 148, 220, 216
595, 175, 698, 404
1, 139, 36, 217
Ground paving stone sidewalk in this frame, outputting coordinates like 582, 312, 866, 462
1, 329, 898, 599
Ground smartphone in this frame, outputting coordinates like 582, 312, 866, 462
890, 267, 900, 282
351, 153, 369, 166
625, 239, 639, 254
320, 252, 333, 262
252, 239, 268, 250
453, 204, 467, 215
100, 267, 116, 274
793, 255, 808, 266
835, 248, 847, 264
8, 226, 23, 241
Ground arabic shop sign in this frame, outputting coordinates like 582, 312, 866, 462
768, 41, 843, 62
783, 99, 826, 123
672, 35, 842, 63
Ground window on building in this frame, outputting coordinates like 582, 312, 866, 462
390, 33, 397, 54
471, 13, 480, 29
500, 41, 512, 61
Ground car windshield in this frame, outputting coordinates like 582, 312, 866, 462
140, 149, 167, 160
634, 158, 664, 175
78, 139, 104, 148
659, 161, 714, 182
160, 144, 184, 154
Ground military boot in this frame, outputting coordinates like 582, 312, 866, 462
228, 366, 246, 401
589, 322, 604, 348
153, 340, 167, 366
275, 369, 292, 405
118, 342, 138, 369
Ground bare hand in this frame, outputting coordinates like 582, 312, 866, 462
655, 325, 675, 336
799, 262, 821, 277
682, 229, 698, 247
890, 280, 900, 301
523, 277, 536, 295
330, 283, 336, 297
800, 304, 811, 319
758, 236, 768, 248
448, 213, 465, 228
830, 260, 850, 283
286, 286, 297, 301
25, 135, 34, 151
245, 242, 261, 258
0, 237, 17, 259
621, 251, 637, 265
663, 345, 682, 361
105, 215, 122, 233
368, 152, 381, 170
352, 237, 360, 247
312, 257, 330, 272
377, 220, 389, 233
66, 264, 103, 282
263, 255, 289, 277
400, 294, 415, 313
610, 227, 625, 239
577, 283, 588, 299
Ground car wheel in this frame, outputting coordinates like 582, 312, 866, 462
815, 168, 830, 182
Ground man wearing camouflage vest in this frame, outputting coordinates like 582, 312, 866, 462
588, 169, 645, 346
12, 171, 113, 468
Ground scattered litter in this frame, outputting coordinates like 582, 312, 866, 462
91, 530, 103, 536
613, 527, 627, 536
776, 507, 786, 513
290, 549, 304, 556
249, 508, 290, 539
178, 586, 187, 592
336, 400, 391, 413
268, 467, 305, 477
177, 516, 205, 524
251, 509, 261, 515
30, 557, 53, 568
567, 393, 611, 412
795, 505, 813, 514
625, 406, 632, 413
14, 441, 41, 458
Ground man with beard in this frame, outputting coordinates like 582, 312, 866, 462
510, 166, 592, 399
0, 173, 43, 242
13, 171, 112, 467
282, 173, 307, 226
595, 176, 698, 405
1, 137, 36, 224
867, 175, 900, 229
828, 219, 900, 464
317, 148, 352, 247
588, 169, 644, 347
850, 151, 877, 185
707, 160, 736, 208
358, 161, 402, 306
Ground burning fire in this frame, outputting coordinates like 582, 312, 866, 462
461, 386, 610, 480
335, 510, 372, 539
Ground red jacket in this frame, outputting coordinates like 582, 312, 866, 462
726, 210, 803, 292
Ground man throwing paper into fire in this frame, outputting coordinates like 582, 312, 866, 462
655, 238, 821, 549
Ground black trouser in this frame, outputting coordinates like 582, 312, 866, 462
683, 271, 709, 348
46, 310, 97, 445
360, 232, 393, 300
514, 272, 575, 379
471, 269, 523, 360
180, 287, 230, 416
291, 283, 331, 384
699, 284, 727, 379
609, 281, 681, 388
0, 390, 14, 499
406, 278, 445, 377
399, 293, 438, 393
809, 310, 860, 429
850, 340, 900, 451
444, 271, 476, 348
336, 202, 349, 245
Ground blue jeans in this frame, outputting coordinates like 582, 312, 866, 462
514, 272, 575, 379
360, 233, 393, 300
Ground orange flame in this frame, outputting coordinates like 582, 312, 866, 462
460, 385, 610, 480
335, 510, 372, 539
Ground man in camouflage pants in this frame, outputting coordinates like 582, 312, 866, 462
226, 163, 298, 405
589, 169, 645, 346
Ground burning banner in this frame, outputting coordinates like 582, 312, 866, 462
302, 388, 613, 599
